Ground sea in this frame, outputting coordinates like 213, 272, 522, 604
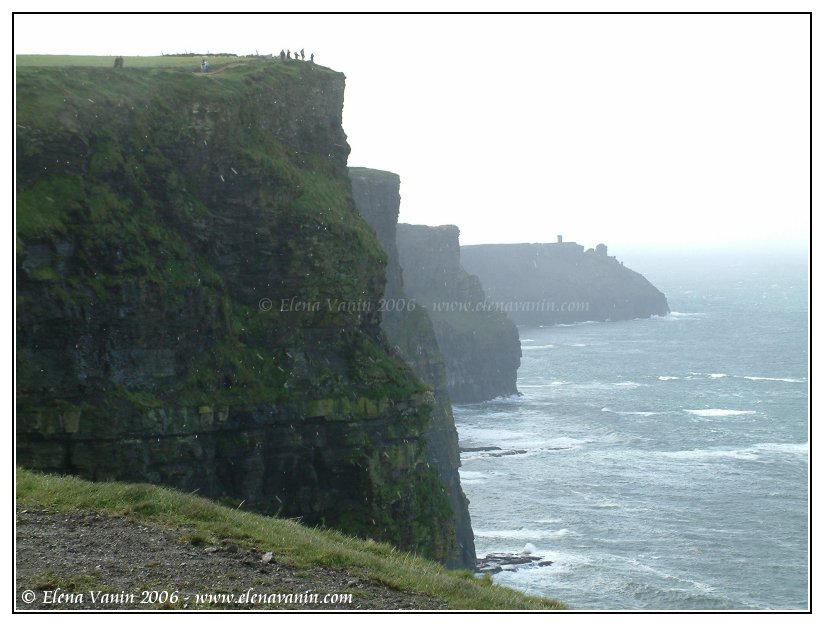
454, 251, 809, 610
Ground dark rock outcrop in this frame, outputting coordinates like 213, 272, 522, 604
395, 225, 521, 404
349, 167, 476, 569
460, 242, 670, 325
476, 553, 553, 575
16, 60, 461, 565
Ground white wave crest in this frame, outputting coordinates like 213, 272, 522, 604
458, 470, 488, 482
750, 442, 808, 455
518, 381, 565, 389
660, 442, 808, 462
685, 409, 757, 417
601, 407, 658, 416
660, 448, 759, 461
474, 528, 567, 541
688, 372, 729, 379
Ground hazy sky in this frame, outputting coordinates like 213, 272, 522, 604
14, 12, 811, 253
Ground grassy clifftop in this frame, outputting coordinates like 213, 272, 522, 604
16, 469, 566, 611
17, 54, 247, 68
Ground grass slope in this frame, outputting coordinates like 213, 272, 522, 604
16, 469, 566, 610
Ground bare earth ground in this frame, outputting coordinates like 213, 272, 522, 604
15, 508, 450, 611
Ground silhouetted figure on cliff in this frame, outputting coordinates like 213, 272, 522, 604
280, 50, 285, 61
294, 51, 299, 60
300, 48, 305, 60
286, 49, 291, 61
310, 53, 314, 63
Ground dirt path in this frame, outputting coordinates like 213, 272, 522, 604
15, 508, 449, 611
194, 62, 247, 75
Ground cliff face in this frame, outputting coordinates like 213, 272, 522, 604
349, 167, 476, 569
16, 60, 459, 563
395, 225, 521, 404
460, 243, 670, 325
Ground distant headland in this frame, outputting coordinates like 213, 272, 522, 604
461, 237, 670, 326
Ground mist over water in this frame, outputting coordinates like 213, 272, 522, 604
455, 252, 808, 610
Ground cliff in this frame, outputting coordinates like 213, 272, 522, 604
349, 167, 475, 569
395, 225, 521, 403
15, 58, 460, 564
460, 243, 670, 325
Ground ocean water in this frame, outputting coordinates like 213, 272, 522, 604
454, 253, 809, 610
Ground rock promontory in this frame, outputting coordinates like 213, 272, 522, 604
460, 241, 669, 325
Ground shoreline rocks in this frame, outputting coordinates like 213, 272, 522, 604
476, 552, 553, 575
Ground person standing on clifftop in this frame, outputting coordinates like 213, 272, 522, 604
300, 48, 305, 60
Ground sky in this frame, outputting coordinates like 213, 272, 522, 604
13, 11, 812, 254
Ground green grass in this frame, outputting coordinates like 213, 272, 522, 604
14, 55, 330, 83
17, 55, 248, 69
17, 469, 567, 610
